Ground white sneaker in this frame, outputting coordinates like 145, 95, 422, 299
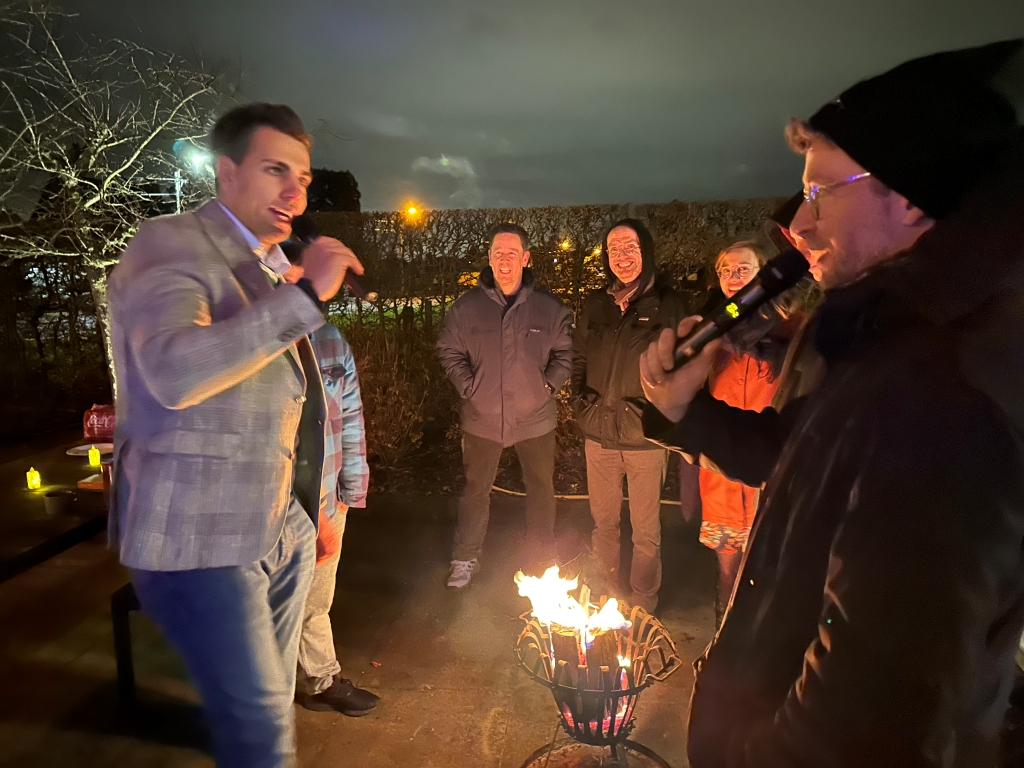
447, 559, 478, 589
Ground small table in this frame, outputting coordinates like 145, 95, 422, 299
0, 440, 109, 583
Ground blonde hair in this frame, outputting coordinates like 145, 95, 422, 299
714, 240, 768, 272
784, 117, 836, 155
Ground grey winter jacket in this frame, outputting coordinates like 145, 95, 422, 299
437, 267, 573, 446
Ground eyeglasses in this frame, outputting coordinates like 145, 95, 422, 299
803, 171, 872, 219
716, 264, 754, 280
607, 244, 641, 258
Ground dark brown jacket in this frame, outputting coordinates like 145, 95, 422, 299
571, 277, 687, 450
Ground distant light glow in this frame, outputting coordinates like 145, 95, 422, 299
560, 239, 571, 251
184, 146, 213, 173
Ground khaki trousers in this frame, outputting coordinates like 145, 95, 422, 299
296, 510, 347, 695
585, 440, 667, 612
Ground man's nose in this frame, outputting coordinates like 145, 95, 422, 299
280, 179, 304, 204
789, 200, 814, 241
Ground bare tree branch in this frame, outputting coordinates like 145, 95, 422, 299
0, 0, 229, 388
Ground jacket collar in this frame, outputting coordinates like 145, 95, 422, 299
194, 200, 305, 376
478, 265, 537, 309
195, 200, 259, 269
882, 134, 1024, 326
594, 274, 666, 318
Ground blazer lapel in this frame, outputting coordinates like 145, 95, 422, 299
232, 258, 275, 302
195, 201, 305, 375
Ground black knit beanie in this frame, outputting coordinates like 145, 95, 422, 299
778, 39, 1023, 225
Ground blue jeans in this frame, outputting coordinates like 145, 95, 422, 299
131, 498, 317, 768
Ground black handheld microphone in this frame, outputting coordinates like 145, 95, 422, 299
290, 216, 379, 303
673, 248, 809, 367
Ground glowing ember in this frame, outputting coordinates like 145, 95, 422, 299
514, 566, 631, 646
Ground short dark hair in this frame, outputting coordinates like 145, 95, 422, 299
487, 222, 530, 251
211, 103, 312, 164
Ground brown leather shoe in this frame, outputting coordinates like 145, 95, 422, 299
296, 676, 380, 716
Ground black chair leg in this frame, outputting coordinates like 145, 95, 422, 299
111, 582, 140, 706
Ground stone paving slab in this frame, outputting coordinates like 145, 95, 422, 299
0, 492, 717, 768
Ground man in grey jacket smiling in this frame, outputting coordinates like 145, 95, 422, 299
437, 223, 573, 588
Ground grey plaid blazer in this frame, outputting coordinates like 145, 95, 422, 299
107, 201, 328, 571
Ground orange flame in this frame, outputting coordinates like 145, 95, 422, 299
514, 566, 631, 644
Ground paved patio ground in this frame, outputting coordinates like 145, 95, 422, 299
0, 489, 717, 768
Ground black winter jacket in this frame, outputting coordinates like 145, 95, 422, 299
571, 278, 687, 449
437, 267, 573, 447
644, 139, 1024, 767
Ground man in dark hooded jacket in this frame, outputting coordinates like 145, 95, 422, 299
571, 218, 687, 612
639, 40, 1024, 766
437, 223, 573, 589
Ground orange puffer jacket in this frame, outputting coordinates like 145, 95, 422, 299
697, 352, 778, 531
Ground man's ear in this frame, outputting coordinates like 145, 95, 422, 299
898, 195, 932, 228
523, 250, 531, 266
216, 155, 237, 193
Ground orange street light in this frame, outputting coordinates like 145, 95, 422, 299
403, 201, 425, 222
560, 239, 571, 251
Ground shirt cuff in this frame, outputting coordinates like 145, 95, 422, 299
340, 490, 367, 509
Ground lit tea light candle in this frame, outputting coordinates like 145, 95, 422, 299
26, 467, 41, 490
88, 445, 101, 468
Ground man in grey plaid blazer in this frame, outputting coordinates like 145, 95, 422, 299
107, 104, 362, 768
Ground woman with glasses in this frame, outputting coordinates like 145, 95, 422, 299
570, 218, 687, 613
698, 240, 791, 626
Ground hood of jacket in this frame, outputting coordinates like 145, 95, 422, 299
477, 265, 538, 305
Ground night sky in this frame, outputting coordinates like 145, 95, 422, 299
62, 0, 1024, 211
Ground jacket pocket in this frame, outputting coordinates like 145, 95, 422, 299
145, 430, 242, 459
572, 391, 602, 437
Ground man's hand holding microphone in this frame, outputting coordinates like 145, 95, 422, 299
638, 248, 810, 423
639, 316, 720, 424
288, 236, 364, 301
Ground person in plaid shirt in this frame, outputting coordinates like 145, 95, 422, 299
284, 243, 378, 716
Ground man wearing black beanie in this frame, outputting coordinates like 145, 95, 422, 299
640, 40, 1024, 767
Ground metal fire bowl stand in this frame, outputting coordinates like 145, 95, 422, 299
515, 603, 683, 766
517, 737, 673, 768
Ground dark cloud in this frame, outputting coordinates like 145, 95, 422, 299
60, 0, 1024, 210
